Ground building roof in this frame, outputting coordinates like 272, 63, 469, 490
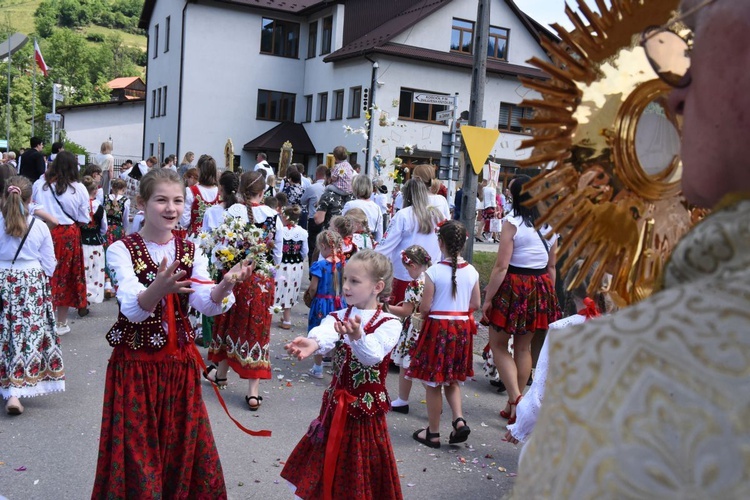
57, 98, 145, 113
323, 0, 550, 77
139, 0, 336, 29
242, 121, 316, 155
107, 77, 145, 90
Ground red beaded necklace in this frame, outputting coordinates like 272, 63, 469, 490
341, 305, 383, 334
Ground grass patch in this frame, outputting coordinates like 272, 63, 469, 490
3, 0, 43, 37
82, 25, 147, 50
471, 251, 497, 291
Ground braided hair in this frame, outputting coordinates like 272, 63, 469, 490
240, 171, 265, 224
437, 220, 467, 298
219, 170, 240, 209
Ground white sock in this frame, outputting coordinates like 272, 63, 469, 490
391, 398, 409, 407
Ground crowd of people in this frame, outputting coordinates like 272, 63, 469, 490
3, 2, 746, 492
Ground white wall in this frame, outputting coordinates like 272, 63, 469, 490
61, 101, 144, 159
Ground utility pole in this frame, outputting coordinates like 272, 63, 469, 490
460, 0, 490, 262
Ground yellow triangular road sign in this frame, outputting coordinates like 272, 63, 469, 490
461, 125, 499, 174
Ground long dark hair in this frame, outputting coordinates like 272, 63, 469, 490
45, 151, 80, 195
219, 170, 240, 208
509, 175, 539, 227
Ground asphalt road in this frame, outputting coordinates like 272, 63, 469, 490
0, 269, 521, 499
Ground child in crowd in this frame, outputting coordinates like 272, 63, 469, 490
264, 195, 278, 210
303, 230, 346, 379
329, 214, 356, 260
92, 168, 248, 497
346, 208, 376, 250
325, 145, 355, 196
0, 176, 63, 416
282, 250, 403, 500
407, 220, 480, 448
80, 176, 108, 311
274, 205, 308, 330
103, 179, 130, 299
80, 163, 104, 204
388, 245, 431, 414
184, 167, 199, 187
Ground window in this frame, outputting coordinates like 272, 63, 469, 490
307, 21, 318, 59
149, 143, 154, 157
317, 92, 328, 121
256, 90, 296, 121
488, 26, 509, 60
398, 88, 448, 123
151, 89, 156, 118
332, 89, 344, 120
159, 142, 165, 162
153, 24, 159, 58
162, 86, 167, 115
303, 95, 313, 122
451, 19, 473, 54
321, 16, 333, 55
348, 86, 362, 118
156, 88, 162, 117
260, 18, 300, 58
498, 102, 533, 133
165, 17, 170, 53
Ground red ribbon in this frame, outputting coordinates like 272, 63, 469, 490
578, 297, 601, 319
322, 389, 357, 500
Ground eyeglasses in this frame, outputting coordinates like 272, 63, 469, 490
640, 0, 717, 88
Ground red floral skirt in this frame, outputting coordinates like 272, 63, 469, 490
92, 344, 226, 499
406, 317, 475, 385
209, 273, 273, 379
280, 409, 402, 500
50, 224, 87, 309
388, 277, 409, 306
487, 272, 561, 335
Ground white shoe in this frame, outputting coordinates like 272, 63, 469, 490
308, 366, 324, 379
56, 323, 71, 336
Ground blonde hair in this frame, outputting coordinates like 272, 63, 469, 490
329, 215, 353, 238
1, 176, 32, 237
402, 178, 442, 234
351, 174, 372, 199
316, 229, 342, 253
138, 168, 185, 202
345, 208, 369, 234
348, 250, 394, 304
100, 141, 113, 154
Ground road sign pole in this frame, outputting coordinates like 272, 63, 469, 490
51, 84, 57, 144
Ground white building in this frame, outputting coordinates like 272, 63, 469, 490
58, 77, 146, 162
138, 0, 551, 177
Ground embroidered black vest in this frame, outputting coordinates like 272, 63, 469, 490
106, 234, 195, 350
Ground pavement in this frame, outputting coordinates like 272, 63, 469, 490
0, 256, 520, 500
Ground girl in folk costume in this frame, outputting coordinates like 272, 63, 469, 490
80, 176, 108, 310
205, 170, 283, 411
180, 154, 221, 237
92, 168, 249, 498
329, 214, 357, 260
388, 245, 431, 414
345, 208, 376, 250
0, 176, 63, 416
103, 179, 130, 299
35, 151, 90, 335
505, 259, 610, 447
282, 250, 403, 500
407, 220, 480, 448
274, 205, 309, 330
304, 230, 346, 379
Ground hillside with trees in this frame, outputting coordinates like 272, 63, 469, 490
0, 0, 147, 151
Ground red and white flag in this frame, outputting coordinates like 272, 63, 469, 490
34, 39, 48, 77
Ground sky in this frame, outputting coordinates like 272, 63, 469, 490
513, 0, 589, 30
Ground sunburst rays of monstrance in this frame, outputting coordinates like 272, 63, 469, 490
515, 0, 700, 306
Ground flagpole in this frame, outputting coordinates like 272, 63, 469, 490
31, 41, 37, 137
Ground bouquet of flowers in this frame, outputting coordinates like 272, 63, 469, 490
198, 214, 275, 279
388, 158, 407, 185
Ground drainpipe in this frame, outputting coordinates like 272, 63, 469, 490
364, 56, 378, 176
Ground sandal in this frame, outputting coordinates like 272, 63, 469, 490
448, 417, 471, 444
6, 397, 24, 415
412, 428, 441, 449
507, 395, 524, 425
245, 395, 263, 411
500, 394, 523, 420
202, 364, 227, 389
279, 321, 291, 330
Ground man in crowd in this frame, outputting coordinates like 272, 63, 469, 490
512, 1, 750, 497
252, 152, 273, 177
300, 165, 327, 263
18, 137, 46, 182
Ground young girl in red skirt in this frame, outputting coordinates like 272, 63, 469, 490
92, 168, 250, 499
480, 175, 561, 425
181, 154, 221, 237
407, 220, 480, 448
283, 250, 403, 500
205, 170, 283, 411
35, 151, 90, 335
